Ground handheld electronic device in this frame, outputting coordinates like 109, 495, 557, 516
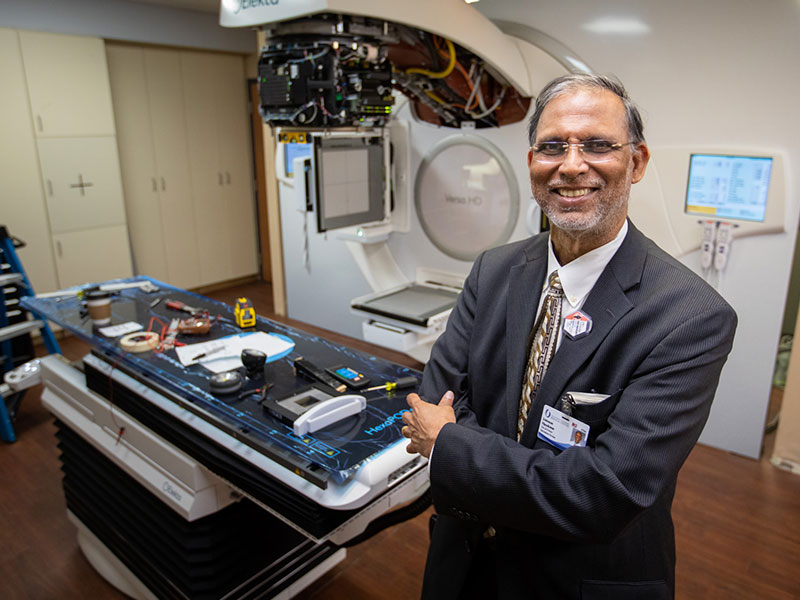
325, 365, 371, 390
293, 357, 346, 393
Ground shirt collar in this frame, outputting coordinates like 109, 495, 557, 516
546, 220, 629, 308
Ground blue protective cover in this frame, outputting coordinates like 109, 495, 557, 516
23, 277, 419, 484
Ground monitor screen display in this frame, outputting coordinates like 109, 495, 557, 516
685, 154, 772, 222
284, 142, 313, 176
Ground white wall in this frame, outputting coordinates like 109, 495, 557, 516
0, 0, 255, 52
476, 0, 800, 458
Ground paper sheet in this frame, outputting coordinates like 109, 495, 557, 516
175, 331, 294, 373
99, 321, 143, 338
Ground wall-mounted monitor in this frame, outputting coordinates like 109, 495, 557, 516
685, 154, 772, 223
314, 136, 385, 232
628, 147, 785, 257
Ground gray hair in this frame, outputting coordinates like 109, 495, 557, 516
527, 74, 645, 146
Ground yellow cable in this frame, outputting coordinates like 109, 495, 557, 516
424, 90, 450, 107
406, 39, 456, 79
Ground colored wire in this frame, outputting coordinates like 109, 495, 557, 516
433, 36, 475, 99
406, 38, 456, 79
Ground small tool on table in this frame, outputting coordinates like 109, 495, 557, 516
238, 383, 274, 401
234, 297, 256, 328
364, 376, 418, 392
166, 299, 203, 316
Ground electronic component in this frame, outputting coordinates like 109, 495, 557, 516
234, 297, 256, 328
255, 14, 530, 129
293, 357, 346, 393
178, 317, 211, 335
325, 365, 370, 390
258, 27, 393, 127
162, 318, 180, 351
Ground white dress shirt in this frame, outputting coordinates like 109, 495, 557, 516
543, 219, 629, 351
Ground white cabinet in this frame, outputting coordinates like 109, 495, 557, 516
144, 49, 202, 289
106, 45, 200, 289
18, 30, 116, 137
53, 226, 133, 289
210, 54, 259, 280
0, 28, 58, 293
0, 29, 132, 292
37, 137, 127, 232
108, 43, 258, 289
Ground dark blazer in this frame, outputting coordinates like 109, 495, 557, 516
419, 222, 737, 600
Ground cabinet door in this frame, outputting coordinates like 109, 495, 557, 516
180, 51, 231, 285
144, 48, 201, 289
53, 225, 133, 289
0, 28, 58, 293
19, 30, 116, 137
106, 44, 169, 283
37, 137, 127, 233
216, 54, 259, 279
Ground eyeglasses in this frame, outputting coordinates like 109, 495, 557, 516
531, 140, 636, 164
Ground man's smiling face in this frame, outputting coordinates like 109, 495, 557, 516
528, 87, 649, 244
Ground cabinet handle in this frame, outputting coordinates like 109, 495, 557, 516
225, 171, 231, 185
152, 177, 157, 192
218, 172, 223, 186
161, 177, 166, 191
56, 240, 62, 258
47, 179, 53, 196
37, 115, 44, 132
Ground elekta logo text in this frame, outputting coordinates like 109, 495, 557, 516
233, 0, 279, 14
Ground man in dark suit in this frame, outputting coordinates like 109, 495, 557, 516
401, 74, 737, 599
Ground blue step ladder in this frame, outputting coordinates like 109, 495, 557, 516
0, 225, 61, 442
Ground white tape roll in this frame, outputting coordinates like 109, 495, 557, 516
120, 331, 159, 353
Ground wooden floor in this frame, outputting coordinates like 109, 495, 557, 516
1, 279, 799, 599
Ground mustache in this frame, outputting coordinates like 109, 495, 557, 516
545, 180, 603, 189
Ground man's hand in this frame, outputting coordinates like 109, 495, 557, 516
401, 390, 456, 458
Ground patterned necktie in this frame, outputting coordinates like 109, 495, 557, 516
517, 271, 564, 441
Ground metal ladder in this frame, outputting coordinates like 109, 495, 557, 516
0, 226, 61, 442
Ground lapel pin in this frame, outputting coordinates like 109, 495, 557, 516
564, 310, 592, 340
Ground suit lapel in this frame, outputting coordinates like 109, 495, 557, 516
518, 222, 650, 445
505, 235, 548, 438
